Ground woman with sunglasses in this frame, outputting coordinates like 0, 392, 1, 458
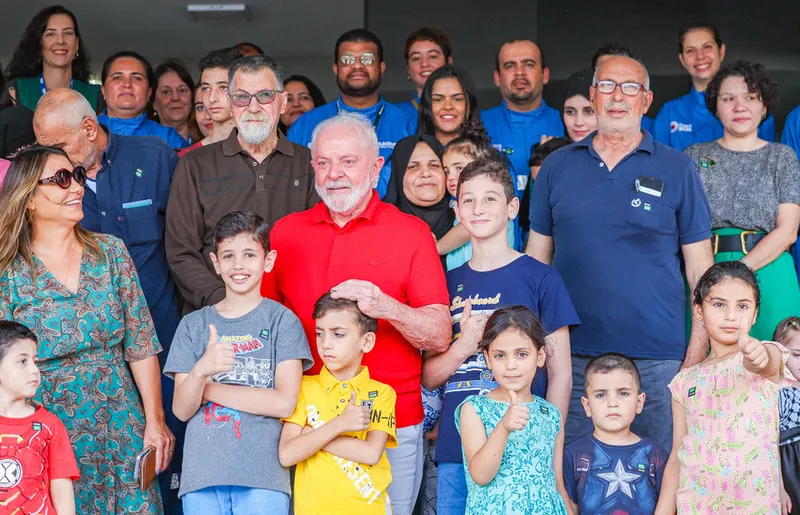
0, 146, 173, 515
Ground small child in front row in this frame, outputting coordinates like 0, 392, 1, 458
279, 293, 397, 515
657, 261, 796, 514
165, 211, 313, 515
456, 306, 571, 514
563, 353, 668, 515
775, 316, 800, 515
0, 321, 79, 515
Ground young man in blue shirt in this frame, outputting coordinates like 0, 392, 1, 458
288, 29, 414, 197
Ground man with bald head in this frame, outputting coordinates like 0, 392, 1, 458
526, 56, 714, 450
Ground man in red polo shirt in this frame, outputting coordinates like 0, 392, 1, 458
262, 112, 450, 515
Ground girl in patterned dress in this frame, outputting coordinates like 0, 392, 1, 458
657, 262, 795, 514
455, 306, 570, 515
774, 316, 800, 515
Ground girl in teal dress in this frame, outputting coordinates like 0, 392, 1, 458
456, 306, 571, 515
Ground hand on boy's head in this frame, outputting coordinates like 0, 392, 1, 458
336, 390, 371, 433
195, 324, 236, 377
331, 279, 387, 319
501, 390, 530, 432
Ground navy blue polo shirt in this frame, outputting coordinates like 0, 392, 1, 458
530, 131, 711, 360
81, 131, 180, 355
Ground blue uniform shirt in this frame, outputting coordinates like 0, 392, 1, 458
653, 87, 775, 150
287, 96, 415, 197
80, 131, 181, 354
641, 115, 655, 134
782, 105, 800, 280
531, 131, 712, 359
98, 111, 189, 149
394, 92, 420, 130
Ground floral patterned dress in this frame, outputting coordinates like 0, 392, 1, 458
455, 394, 567, 515
668, 347, 793, 514
0, 234, 163, 514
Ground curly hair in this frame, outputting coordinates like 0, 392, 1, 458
5, 5, 92, 83
705, 60, 777, 120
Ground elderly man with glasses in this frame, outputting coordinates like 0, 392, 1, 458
526, 55, 714, 452
166, 54, 318, 315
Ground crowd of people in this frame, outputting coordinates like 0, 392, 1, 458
1, 4, 800, 515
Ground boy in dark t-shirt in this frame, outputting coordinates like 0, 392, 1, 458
564, 353, 668, 515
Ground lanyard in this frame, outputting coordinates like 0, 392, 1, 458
40, 75, 74, 95
337, 99, 385, 129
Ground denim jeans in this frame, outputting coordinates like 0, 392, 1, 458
436, 461, 468, 515
385, 423, 424, 515
182, 486, 289, 515
565, 355, 682, 453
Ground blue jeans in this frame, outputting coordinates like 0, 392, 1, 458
182, 486, 289, 515
436, 461, 467, 515
565, 355, 681, 453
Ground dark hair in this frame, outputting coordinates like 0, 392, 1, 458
495, 38, 546, 72
529, 138, 570, 167
233, 42, 264, 55
101, 51, 154, 86
445, 132, 498, 163
773, 316, 800, 344
5, 5, 92, 83
457, 158, 515, 203
0, 63, 12, 109
693, 261, 760, 309
404, 27, 452, 62
228, 54, 283, 90
312, 292, 378, 335
678, 22, 723, 54
583, 353, 641, 395
705, 60, 777, 121
0, 321, 37, 362
199, 47, 244, 74
283, 75, 326, 108
212, 210, 270, 254
154, 60, 195, 92
478, 306, 545, 354
335, 29, 384, 63
418, 65, 486, 141
591, 43, 634, 69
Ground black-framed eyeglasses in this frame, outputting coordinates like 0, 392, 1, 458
228, 89, 281, 108
339, 52, 376, 66
38, 166, 87, 189
594, 80, 647, 96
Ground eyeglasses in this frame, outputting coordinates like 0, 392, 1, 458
37, 166, 87, 189
594, 80, 647, 96
228, 90, 281, 108
339, 52, 376, 66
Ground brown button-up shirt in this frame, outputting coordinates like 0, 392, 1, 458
166, 129, 319, 314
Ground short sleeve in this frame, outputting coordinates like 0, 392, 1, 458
536, 267, 580, 334
667, 368, 688, 404
775, 145, 800, 205
562, 445, 578, 502
163, 315, 203, 378
282, 383, 309, 426
530, 162, 554, 236
275, 308, 313, 371
405, 223, 449, 308
368, 384, 398, 448
108, 237, 162, 362
47, 413, 80, 481
676, 160, 712, 245
453, 395, 480, 436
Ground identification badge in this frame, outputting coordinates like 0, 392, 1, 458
122, 199, 153, 209
635, 176, 664, 198
516, 174, 529, 192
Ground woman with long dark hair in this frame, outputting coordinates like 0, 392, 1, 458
277, 75, 325, 134
5, 5, 99, 111
417, 65, 486, 147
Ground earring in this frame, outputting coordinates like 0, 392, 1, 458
74, 51, 79, 60
407, 75, 411, 81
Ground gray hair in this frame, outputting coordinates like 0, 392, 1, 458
34, 89, 97, 130
592, 55, 651, 91
309, 112, 379, 159
228, 54, 284, 90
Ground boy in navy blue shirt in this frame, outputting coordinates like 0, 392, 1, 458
563, 353, 668, 515
421, 158, 579, 515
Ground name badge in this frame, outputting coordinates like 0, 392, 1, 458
122, 199, 153, 209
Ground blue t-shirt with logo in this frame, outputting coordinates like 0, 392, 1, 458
653, 87, 775, 150
564, 434, 668, 515
435, 255, 580, 464
287, 96, 415, 197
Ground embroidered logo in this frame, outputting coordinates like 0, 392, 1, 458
368, 390, 378, 399
539, 405, 549, 415
135, 168, 143, 177
700, 156, 716, 168
32, 422, 41, 431
457, 284, 463, 293
503, 147, 514, 155
670, 121, 692, 133
260, 329, 270, 339
637, 463, 647, 472
688, 386, 697, 398
631, 198, 642, 208
644, 202, 652, 212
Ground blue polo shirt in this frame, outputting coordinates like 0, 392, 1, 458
80, 130, 181, 355
98, 111, 189, 149
653, 87, 775, 150
531, 131, 712, 359
287, 96, 415, 197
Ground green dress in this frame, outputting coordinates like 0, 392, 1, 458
455, 394, 567, 515
15, 76, 100, 112
0, 234, 163, 514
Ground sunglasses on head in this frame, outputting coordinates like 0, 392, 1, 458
38, 166, 87, 189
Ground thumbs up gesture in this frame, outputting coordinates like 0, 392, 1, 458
739, 319, 769, 372
195, 324, 236, 377
336, 390, 371, 433
501, 390, 530, 432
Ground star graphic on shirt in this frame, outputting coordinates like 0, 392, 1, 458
597, 459, 641, 498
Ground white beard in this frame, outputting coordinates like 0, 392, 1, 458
237, 113, 273, 144
315, 176, 372, 213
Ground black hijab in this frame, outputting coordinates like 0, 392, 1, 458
384, 134, 454, 240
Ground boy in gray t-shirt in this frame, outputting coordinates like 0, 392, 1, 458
164, 211, 313, 514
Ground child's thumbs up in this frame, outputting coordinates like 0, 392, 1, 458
207, 324, 218, 346
349, 390, 358, 405
509, 390, 518, 405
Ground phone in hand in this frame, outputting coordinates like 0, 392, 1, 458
133, 446, 157, 491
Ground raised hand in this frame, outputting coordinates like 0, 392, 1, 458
501, 390, 530, 433
194, 324, 236, 377
739, 319, 769, 372
458, 299, 489, 355
336, 390, 371, 433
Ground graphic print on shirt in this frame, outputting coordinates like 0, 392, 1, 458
0, 421, 55, 513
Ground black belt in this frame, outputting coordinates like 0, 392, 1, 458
713, 231, 764, 255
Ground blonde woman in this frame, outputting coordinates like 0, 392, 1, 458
0, 146, 173, 514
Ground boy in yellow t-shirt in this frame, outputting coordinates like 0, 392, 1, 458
279, 292, 397, 514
